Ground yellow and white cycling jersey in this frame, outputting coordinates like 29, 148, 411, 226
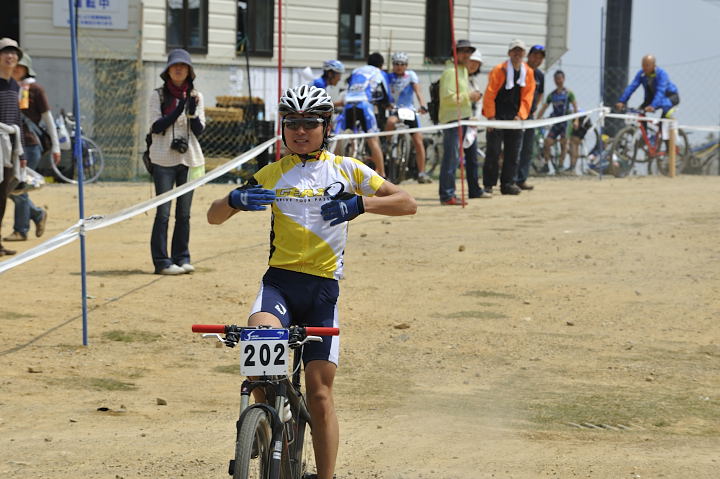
254, 150, 384, 280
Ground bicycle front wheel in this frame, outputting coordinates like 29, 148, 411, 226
51, 136, 105, 184
611, 126, 641, 176
233, 407, 272, 479
289, 402, 314, 479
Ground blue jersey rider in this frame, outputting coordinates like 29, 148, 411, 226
312, 60, 345, 107
334, 52, 390, 178
384, 52, 432, 184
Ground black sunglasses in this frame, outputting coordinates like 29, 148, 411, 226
393, 62, 407, 66
283, 118, 325, 130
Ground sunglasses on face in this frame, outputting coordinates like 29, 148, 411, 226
283, 118, 325, 130
393, 62, 407, 66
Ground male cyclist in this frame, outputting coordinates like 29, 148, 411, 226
615, 54, 679, 143
384, 52, 432, 183
334, 52, 390, 177
207, 85, 416, 479
536, 70, 578, 174
313, 60, 345, 107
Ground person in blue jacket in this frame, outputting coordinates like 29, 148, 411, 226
616, 55, 679, 119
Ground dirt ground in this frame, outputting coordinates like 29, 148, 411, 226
0, 175, 718, 478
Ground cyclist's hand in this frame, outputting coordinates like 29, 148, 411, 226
228, 184, 276, 211
644, 105, 655, 113
615, 102, 625, 112
52, 152, 61, 165
321, 193, 365, 226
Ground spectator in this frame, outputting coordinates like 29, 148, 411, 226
516, 44, 546, 189
147, 49, 205, 275
438, 39, 487, 205
464, 50, 491, 198
384, 52, 432, 184
4, 52, 60, 242
536, 70, 578, 174
0, 38, 26, 257
312, 60, 345, 107
334, 52, 390, 177
482, 39, 536, 195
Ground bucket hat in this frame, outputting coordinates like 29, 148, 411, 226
17, 53, 36, 78
0, 38, 23, 60
469, 51, 483, 64
455, 40, 476, 53
160, 49, 195, 81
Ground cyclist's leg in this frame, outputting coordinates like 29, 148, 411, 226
297, 275, 340, 479
412, 131, 426, 174
361, 104, 385, 176
305, 361, 338, 479
385, 115, 398, 131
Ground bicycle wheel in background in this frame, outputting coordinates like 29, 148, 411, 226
576, 128, 600, 175
387, 134, 409, 184
232, 408, 272, 479
611, 126, 642, 176
423, 133, 443, 176
656, 128, 690, 176
51, 136, 105, 184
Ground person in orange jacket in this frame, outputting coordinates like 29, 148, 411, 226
482, 39, 536, 195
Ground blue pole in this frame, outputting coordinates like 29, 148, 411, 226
68, 0, 89, 346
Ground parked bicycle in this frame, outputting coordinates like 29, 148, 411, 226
192, 323, 340, 479
683, 137, 719, 175
531, 116, 600, 176
422, 126, 486, 178
611, 107, 689, 176
51, 109, 105, 184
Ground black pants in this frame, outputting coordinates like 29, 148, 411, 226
484, 128, 522, 188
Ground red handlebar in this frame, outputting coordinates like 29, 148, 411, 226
192, 324, 226, 334
191, 325, 340, 336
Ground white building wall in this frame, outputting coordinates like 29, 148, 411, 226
20, 0, 142, 59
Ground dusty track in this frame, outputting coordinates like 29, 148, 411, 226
1, 175, 719, 478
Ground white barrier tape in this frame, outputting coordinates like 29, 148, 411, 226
83, 137, 277, 233
677, 124, 720, 132
0, 138, 277, 275
604, 112, 676, 124
330, 107, 604, 142
0, 222, 81, 274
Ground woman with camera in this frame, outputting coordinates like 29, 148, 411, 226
148, 49, 205, 275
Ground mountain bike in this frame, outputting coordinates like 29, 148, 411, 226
192, 324, 340, 479
383, 107, 414, 184
50, 110, 105, 184
611, 107, 689, 176
683, 137, 719, 175
338, 105, 371, 166
423, 127, 486, 177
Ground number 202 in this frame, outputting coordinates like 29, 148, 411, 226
244, 343, 286, 367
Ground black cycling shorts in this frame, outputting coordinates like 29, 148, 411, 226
250, 267, 340, 365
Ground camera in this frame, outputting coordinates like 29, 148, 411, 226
170, 137, 189, 154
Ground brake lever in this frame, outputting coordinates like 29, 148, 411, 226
202, 333, 237, 348
289, 335, 324, 348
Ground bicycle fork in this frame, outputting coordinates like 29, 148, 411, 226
230, 380, 288, 479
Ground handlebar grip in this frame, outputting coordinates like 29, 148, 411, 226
191, 324, 226, 334
305, 327, 340, 336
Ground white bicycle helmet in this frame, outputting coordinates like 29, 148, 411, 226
322, 60, 345, 73
278, 85, 334, 117
392, 52, 409, 64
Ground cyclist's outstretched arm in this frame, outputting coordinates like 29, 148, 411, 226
363, 181, 417, 216
618, 70, 642, 105
412, 80, 427, 112
536, 102, 549, 120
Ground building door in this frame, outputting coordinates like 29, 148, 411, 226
0, 1, 19, 41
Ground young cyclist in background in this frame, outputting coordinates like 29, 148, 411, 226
334, 52, 390, 178
313, 60, 345, 107
536, 70, 578, 174
384, 52, 432, 183
207, 85, 416, 479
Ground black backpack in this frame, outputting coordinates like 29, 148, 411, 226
427, 79, 441, 124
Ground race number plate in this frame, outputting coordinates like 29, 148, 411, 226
240, 329, 289, 377
398, 108, 415, 121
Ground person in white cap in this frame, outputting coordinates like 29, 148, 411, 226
482, 39, 536, 195
0, 37, 26, 256
516, 44, 546, 189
